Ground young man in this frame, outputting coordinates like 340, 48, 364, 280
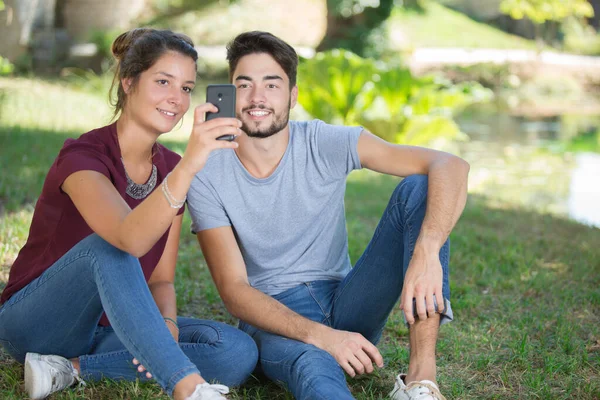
187, 31, 469, 400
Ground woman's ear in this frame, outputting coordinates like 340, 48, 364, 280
121, 78, 134, 94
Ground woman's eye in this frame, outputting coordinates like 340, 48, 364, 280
157, 79, 168, 85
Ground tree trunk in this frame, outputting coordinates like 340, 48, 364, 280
316, 0, 395, 56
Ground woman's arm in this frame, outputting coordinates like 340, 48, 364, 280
62, 105, 241, 257
148, 213, 183, 341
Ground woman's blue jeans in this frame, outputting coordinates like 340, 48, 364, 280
0, 234, 257, 396
239, 175, 453, 400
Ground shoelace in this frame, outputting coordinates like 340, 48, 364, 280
406, 381, 447, 400
45, 358, 85, 392
188, 382, 229, 400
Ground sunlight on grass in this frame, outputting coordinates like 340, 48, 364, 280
388, 1, 538, 50
1, 76, 599, 399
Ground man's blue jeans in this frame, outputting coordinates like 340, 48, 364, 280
0, 234, 258, 396
239, 175, 453, 400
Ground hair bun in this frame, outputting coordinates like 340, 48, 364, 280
111, 28, 154, 60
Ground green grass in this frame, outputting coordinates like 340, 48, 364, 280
1, 77, 600, 399
387, 1, 538, 50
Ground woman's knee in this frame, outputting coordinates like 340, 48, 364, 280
220, 327, 258, 384
180, 319, 258, 386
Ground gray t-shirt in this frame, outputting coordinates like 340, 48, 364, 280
188, 119, 363, 295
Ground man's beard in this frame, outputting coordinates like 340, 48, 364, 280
239, 102, 290, 139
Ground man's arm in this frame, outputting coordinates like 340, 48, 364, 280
197, 226, 383, 376
357, 130, 470, 324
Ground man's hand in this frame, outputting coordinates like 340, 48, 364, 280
314, 327, 384, 377
400, 246, 444, 325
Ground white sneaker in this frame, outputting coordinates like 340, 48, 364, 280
389, 374, 446, 400
24, 352, 83, 399
185, 382, 230, 400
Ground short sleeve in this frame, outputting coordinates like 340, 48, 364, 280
54, 138, 111, 189
187, 173, 231, 233
310, 120, 362, 179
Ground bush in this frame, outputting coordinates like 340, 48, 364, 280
0, 56, 14, 76
298, 50, 493, 145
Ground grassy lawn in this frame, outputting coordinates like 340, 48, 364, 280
1, 78, 599, 399
387, 1, 538, 50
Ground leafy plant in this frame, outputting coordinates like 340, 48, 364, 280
0, 56, 14, 76
499, 0, 594, 49
297, 50, 377, 125
298, 50, 493, 145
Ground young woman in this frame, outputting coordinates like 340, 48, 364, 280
0, 28, 256, 400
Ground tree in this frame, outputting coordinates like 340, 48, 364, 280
316, 0, 397, 57
499, 0, 594, 48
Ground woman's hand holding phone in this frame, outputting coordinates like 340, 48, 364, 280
178, 103, 241, 177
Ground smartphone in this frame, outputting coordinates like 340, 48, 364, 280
205, 84, 237, 141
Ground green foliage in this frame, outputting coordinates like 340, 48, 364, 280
88, 29, 120, 60
298, 50, 493, 145
499, 0, 594, 25
0, 1, 4, 11
317, 0, 395, 57
0, 56, 14, 76
297, 51, 377, 125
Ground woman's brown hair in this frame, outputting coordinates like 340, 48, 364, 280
109, 28, 198, 120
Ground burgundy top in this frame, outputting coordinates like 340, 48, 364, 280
1, 123, 184, 326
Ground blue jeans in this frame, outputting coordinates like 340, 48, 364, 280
0, 234, 257, 396
239, 175, 453, 400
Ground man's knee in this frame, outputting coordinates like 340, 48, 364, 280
397, 175, 428, 199
294, 348, 342, 380
392, 174, 428, 215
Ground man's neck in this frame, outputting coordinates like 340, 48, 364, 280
234, 124, 290, 179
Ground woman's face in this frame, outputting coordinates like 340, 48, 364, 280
122, 50, 197, 135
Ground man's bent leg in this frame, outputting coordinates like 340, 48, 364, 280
242, 326, 354, 400
331, 175, 452, 388
332, 175, 452, 341
239, 282, 353, 400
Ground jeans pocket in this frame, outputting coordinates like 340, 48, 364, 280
0, 338, 22, 362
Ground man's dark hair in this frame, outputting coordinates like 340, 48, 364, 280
226, 31, 298, 88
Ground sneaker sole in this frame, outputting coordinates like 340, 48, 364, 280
24, 353, 51, 400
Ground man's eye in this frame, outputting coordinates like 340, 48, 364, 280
157, 79, 168, 85
183, 86, 194, 93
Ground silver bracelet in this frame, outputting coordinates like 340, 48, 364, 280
161, 173, 186, 209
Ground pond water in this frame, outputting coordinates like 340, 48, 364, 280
456, 104, 600, 228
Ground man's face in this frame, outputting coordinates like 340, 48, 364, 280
232, 53, 298, 139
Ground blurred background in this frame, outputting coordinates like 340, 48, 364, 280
1, 2, 599, 399
1, 0, 599, 229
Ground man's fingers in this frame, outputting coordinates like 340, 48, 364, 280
355, 349, 374, 374
434, 290, 445, 314
347, 354, 365, 376
416, 293, 428, 321
362, 340, 384, 368
426, 292, 436, 315
402, 288, 415, 324
340, 359, 356, 377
